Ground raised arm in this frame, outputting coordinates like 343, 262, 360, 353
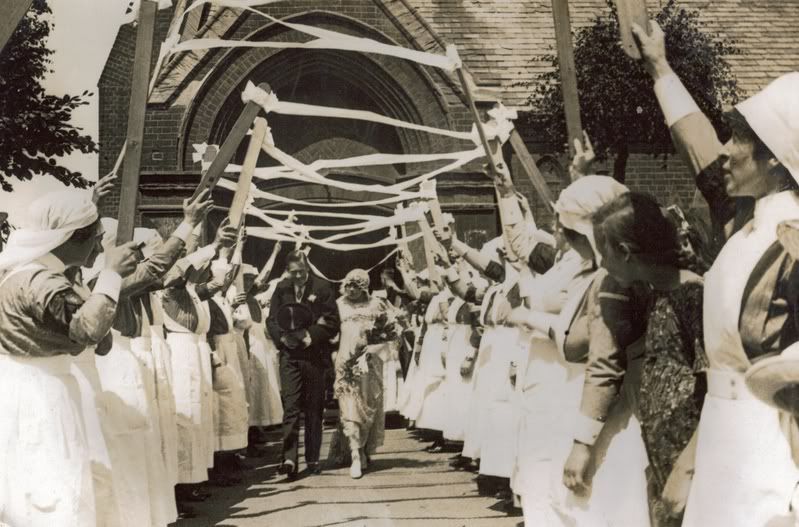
252, 241, 282, 295
495, 169, 557, 274
32, 244, 138, 349
118, 191, 213, 298
633, 21, 741, 247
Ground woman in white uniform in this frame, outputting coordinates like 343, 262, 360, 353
636, 21, 799, 526
0, 190, 137, 527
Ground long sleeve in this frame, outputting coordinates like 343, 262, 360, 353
499, 194, 557, 274
120, 232, 188, 299
266, 282, 289, 344
162, 243, 217, 289
653, 73, 751, 252
33, 270, 121, 348
307, 282, 340, 347
575, 272, 648, 444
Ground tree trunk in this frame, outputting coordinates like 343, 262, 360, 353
613, 144, 629, 183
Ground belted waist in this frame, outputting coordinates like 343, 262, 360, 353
706, 369, 755, 400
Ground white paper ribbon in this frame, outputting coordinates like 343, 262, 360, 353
241, 81, 476, 144
168, 0, 460, 71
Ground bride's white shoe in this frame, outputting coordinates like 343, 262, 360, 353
350, 455, 362, 479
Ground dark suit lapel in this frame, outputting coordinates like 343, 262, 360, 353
300, 277, 314, 304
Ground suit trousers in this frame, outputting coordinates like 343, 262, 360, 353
279, 351, 327, 467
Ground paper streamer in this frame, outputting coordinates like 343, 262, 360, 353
167, 0, 459, 71
241, 82, 475, 144
307, 247, 400, 283
222, 146, 484, 197
246, 225, 424, 251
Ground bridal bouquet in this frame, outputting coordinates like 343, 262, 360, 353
339, 312, 400, 389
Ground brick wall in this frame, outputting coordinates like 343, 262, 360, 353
98, 2, 700, 239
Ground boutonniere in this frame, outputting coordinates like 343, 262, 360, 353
307, 293, 317, 303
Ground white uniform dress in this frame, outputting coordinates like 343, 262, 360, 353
0, 260, 97, 527
132, 306, 178, 526
148, 291, 180, 488
210, 294, 249, 452
441, 298, 479, 442
411, 291, 451, 430
246, 307, 284, 427
684, 191, 799, 527
161, 284, 212, 483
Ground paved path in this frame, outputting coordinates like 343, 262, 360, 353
175, 422, 522, 527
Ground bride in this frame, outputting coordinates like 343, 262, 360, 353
328, 268, 399, 478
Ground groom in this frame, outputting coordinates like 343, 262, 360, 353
266, 250, 340, 479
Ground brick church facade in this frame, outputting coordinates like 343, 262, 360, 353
97, 0, 799, 276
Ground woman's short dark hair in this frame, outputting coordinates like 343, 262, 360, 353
593, 192, 681, 267
284, 249, 309, 268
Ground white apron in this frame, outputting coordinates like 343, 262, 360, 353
0, 352, 95, 527
212, 307, 250, 452
684, 191, 799, 527
516, 270, 591, 522
132, 308, 178, 526
461, 283, 503, 460
148, 292, 180, 488
94, 331, 153, 527
441, 299, 478, 442
397, 321, 422, 419
407, 291, 450, 426
0, 260, 95, 527
247, 319, 284, 427
72, 348, 121, 527
475, 274, 525, 478
520, 267, 650, 527
70, 267, 121, 527
161, 284, 212, 483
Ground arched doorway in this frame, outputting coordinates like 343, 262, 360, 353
202, 46, 444, 280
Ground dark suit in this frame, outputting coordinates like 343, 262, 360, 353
266, 275, 340, 467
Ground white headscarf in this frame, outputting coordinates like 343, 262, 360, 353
737, 71, 799, 184
0, 189, 98, 271
83, 217, 119, 282
555, 175, 629, 263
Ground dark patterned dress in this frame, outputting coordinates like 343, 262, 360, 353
637, 280, 708, 526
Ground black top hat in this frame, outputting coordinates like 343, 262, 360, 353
275, 302, 314, 332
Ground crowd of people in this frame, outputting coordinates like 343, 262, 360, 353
0, 17, 798, 527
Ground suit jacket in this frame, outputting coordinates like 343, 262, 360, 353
266, 275, 340, 358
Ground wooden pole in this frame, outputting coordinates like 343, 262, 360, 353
508, 129, 556, 210
0, 0, 34, 53
455, 69, 504, 180
614, 0, 649, 59
550, 0, 583, 164
116, 0, 158, 244
191, 82, 270, 199
228, 117, 268, 228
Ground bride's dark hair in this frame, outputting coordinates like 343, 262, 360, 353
593, 192, 709, 273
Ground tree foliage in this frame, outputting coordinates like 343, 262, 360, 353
0, 0, 98, 192
526, 0, 740, 181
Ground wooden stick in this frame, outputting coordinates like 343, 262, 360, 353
116, 0, 158, 244
508, 129, 556, 210
191, 82, 270, 199
550, 0, 583, 164
228, 117, 268, 228
0, 0, 34, 53
614, 0, 649, 59
455, 68, 503, 180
